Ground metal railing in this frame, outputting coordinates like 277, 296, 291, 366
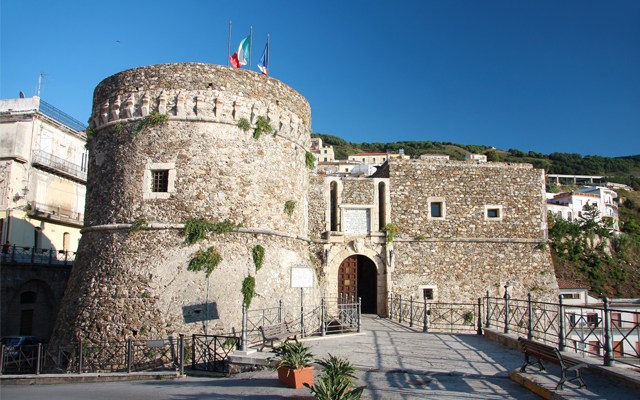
388, 293, 481, 333
31, 150, 87, 182
28, 201, 84, 226
388, 291, 639, 369
191, 334, 240, 373
39, 100, 87, 132
1, 336, 189, 375
1, 245, 76, 266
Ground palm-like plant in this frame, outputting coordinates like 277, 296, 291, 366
305, 354, 365, 400
272, 342, 314, 370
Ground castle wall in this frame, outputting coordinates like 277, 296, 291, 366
52, 64, 319, 343
387, 158, 557, 302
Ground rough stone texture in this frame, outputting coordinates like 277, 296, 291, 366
389, 158, 548, 239
52, 64, 317, 344
340, 178, 375, 205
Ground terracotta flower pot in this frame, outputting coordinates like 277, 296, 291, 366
277, 366, 314, 389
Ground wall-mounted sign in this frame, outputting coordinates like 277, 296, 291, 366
291, 265, 314, 288
343, 208, 370, 234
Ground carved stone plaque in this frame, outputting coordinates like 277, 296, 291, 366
343, 208, 370, 234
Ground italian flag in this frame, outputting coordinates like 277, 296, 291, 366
229, 36, 250, 68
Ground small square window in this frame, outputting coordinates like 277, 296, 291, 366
431, 202, 442, 218
151, 170, 169, 193
487, 208, 500, 218
423, 288, 434, 300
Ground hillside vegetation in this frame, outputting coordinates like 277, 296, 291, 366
313, 133, 640, 297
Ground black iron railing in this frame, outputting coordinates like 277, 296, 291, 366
1, 245, 75, 266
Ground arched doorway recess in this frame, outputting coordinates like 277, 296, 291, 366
337, 255, 377, 314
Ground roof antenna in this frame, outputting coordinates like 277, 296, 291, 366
37, 72, 47, 97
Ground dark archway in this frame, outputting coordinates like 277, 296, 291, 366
337, 255, 378, 314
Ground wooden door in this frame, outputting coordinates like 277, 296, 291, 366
338, 256, 358, 302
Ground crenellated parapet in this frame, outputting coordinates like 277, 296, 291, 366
90, 63, 311, 148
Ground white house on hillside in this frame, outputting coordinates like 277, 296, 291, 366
546, 186, 619, 231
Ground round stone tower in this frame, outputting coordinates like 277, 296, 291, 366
52, 63, 319, 343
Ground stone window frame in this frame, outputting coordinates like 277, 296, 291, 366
427, 197, 446, 220
143, 162, 176, 200
484, 205, 504, 221
418, 285, 437, 301
340, 204, 373, 235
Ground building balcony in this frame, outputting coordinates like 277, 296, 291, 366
27, 201, 84, 228
31, 150, 87, 183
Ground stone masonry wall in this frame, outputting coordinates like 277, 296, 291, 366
389, 158, 548, 239
387, 158, 557, 303
52, 64, 318, 344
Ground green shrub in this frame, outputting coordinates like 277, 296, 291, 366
129, 217, 148, 233
237, 117, 250, 132
183, 218, 241, 244
241, 276, 256, 308
305, 151, 316, 169
381, 224, 398, 243
188, 247, 222, 277
284, 200, 296, 217
252, 245, 265, 271
253, 116, 273, 139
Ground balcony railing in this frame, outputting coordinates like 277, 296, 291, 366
31, 150, 87, 183
39, 100, 87, 132
28, 201, 84, 227
1, 245, 75, 266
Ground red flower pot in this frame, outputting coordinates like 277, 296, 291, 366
277, 366, 314, 389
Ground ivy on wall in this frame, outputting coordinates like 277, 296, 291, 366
252, 245, 265, 271
188, 246, 222, 277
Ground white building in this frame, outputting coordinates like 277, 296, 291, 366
0, 96, 87, 255
546, 186, 619, 231
559, 280, 639, 362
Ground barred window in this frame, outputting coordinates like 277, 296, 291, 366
151, 170, 169, 193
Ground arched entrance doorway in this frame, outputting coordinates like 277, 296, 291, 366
337, 255, 377, 314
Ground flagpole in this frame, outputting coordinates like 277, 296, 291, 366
227, 20, 232, 66
267, 33, 270, 75
249, 26, 253, 71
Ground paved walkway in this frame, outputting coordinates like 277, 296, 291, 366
2, 315, 637, 399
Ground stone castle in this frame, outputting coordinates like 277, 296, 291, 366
51, 63, 558, 343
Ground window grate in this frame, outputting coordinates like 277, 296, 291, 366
151, 170, 169, 193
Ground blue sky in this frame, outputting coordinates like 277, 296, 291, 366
1, 0, 639, 157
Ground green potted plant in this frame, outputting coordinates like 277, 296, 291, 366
271, 341, 314, 389
305, 354, 365, 400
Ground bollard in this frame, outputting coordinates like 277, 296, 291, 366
527, 292, 533, 340
477, 297, 483, 335
558, 295, 566, 351
603, 297, 614, 366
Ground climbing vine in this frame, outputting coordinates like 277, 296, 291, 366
241, 276, 256, 308
253, 116, 273, 139
284, 200, 296, 217
188, 246, 222, 277
129, 217, 148, 233
237, 117, 251, 132
305, 151, 315, 169
382, 223, 399, 243
131, 111, 168, 137
252, 245, 265, 271
183, 218, 241, 244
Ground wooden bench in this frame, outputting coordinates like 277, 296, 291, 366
518, 337, 588, 390
258, 322, 299, 351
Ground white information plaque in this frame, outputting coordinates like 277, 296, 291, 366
343, 208, 370, 234
291, 266, 314, 288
